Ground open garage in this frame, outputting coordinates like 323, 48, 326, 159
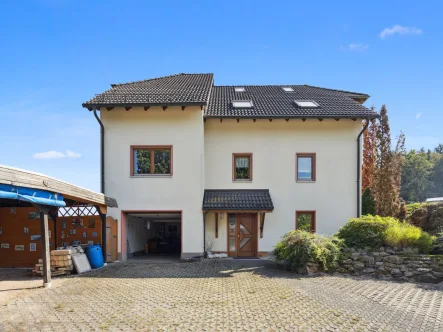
125, 211, 182, 260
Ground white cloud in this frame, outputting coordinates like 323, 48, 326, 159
348, 43, 369, 52
380, 25, 423, 39
416, 112, 422, 119
65, 150, 81, 158
33, 150, 81, 159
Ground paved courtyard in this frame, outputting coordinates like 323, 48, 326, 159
1, 260, 443, 331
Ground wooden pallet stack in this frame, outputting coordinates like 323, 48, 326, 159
33, 249, 74, 276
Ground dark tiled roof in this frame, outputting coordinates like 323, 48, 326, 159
82, 73, 213, 107
205, 85, 377, 119
203, 189, 274, 211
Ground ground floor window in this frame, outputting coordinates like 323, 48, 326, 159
296, 211, 316, 233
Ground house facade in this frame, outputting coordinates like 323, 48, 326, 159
83, 73, 378, 260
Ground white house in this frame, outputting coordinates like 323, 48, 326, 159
82, 73, 378, 260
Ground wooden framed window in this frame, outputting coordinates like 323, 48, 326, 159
296, 211, 316, 233
130, 146, 172, 176
232, 153, 252, 181
296, 153, 316, 181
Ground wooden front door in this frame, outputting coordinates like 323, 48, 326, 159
227, 213, 257, 257
106, 216, 118, 262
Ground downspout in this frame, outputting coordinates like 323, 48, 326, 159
357, 119, 370, 217
203, 211, 207, 257
93, 109, 105, 194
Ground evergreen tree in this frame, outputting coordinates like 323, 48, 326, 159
434, 144, 443, 154
362, 115, 377, 192
362, 187, 375, 215
372, 105, 404, 217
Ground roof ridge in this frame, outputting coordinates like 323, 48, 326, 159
111, 73, 213, 87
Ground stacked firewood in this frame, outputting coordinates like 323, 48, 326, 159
33, 249, 74, 276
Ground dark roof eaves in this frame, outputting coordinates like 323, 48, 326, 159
82, 101, 208, 109
204, 189, 270, 192
203, 114, 379, 119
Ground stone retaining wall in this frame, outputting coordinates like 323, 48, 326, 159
337, 247, 443, 283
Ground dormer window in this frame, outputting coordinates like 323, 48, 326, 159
294, 100, 319, 108
232, 101, 253, 108
282, 87, 294, 92
235, 87, 245, 92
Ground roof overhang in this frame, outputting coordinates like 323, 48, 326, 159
204, 115, 379, 120
202, 189, 274, 212
82, 101, 207, 110
0, 165, 117, 209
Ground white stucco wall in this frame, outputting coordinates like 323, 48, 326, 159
204, 118, 361, 252
126, 217, 150, 254
101, 106, 205, 258
204, 212, 227, 252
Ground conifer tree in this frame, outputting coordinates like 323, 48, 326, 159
372, 105, 404, 217
362, 114, 377, 192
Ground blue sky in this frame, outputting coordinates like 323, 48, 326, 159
1, 0, 442, 192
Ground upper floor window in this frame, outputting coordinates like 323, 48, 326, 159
233, 153, 252, 181
131, 146, 172, 176
296, 211, 316, 233
296, 153, 316, 181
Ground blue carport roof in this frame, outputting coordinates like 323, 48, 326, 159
0, 184, 66, 207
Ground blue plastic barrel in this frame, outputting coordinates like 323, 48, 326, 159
85, 245, 104, 269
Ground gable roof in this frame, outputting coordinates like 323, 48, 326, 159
82, 73, 214, 108
206, 85, 377, 119
82, 73, 378, 119
202, 189, 274, 211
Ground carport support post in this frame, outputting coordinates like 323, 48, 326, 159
35, 204, 51, 288
96, 205, 107, 262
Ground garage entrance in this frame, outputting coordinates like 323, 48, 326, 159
125, 212, 182, 260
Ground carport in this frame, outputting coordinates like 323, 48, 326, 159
0, 165, 117, 288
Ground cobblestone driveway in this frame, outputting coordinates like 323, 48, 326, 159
1, 260, 443, 331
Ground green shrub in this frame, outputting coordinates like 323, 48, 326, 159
336, 215, 435, 253
362, 187, 375, 215
406, 202, 426, 216
273, 230, 342, 271
336, 215, 394, 248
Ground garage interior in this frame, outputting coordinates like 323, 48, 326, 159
126, 212, 181, 259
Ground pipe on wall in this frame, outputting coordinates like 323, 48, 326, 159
356, 119, 370, 217
93, 109, 105, 194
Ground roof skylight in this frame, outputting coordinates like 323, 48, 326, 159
232, 101, 253, 108
282, 87, 294, 92
235, 87, 245, 92
294, 100, 319, 108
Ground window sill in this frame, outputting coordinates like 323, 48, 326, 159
131, 175, 172, 178
296, 180, 316, 183
233, 180, 252, 183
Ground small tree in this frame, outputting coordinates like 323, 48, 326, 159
362, 115, 377, 192
372, 105, 405, 217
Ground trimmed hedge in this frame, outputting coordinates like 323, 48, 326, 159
336, 215, 435, 253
